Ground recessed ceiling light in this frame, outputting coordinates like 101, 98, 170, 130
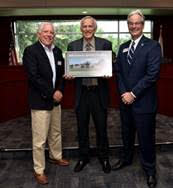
82, 11, 88, 14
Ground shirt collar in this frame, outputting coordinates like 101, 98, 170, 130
83, 37, 95, 48
39, 41, 55, 51
131, 34, 143, 47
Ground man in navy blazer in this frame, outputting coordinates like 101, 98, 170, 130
23, 22, 69, 185
112, 10, 161, 188
66, 16, 112, 173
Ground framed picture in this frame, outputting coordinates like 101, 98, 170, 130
65, 51, 112, 77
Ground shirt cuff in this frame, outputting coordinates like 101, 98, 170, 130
130, 91, 136, 98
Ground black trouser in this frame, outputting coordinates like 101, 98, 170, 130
76, 86, 109, 162
120, 107, 156, 176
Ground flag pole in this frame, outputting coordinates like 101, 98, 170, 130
159, 25, 164, 58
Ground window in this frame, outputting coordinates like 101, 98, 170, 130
14, 19, 153, 63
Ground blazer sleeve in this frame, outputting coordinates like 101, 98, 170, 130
132, 42, 162, 97
115, 45, 127, 95
67, 43, 73, 51
54, 47, 65, 93
23, 46, 54, 99
105, 40, 112, 51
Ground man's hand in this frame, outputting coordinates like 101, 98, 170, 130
53, 90, 63, 102
121, 92, 135, 105
63, 74, 74, 80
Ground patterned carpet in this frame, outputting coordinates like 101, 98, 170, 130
0, 109, 173, 150
0, 150, 173, 188
0, 109, 173, 188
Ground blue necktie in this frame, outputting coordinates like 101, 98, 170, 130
127, 41, 135, 65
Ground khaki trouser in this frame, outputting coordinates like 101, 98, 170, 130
31, 105, 62, 174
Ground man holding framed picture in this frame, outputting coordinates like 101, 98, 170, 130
65, 16, 112, 173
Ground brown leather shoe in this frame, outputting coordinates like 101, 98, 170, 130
48, 158, 69, 166
33, 172, 48, 185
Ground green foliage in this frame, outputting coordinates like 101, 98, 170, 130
16, 21, 38, 61
15, 20, 151, 62
16, 21, 83, 61
54, 23, 82, 54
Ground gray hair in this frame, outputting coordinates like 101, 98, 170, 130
80, 16, 97, 30
127, 9, 145, 24
37, 22, 55, 33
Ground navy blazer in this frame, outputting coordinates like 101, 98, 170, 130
23, 41, 64, 110
67, 37, 112, 109
116, 35, 161, 113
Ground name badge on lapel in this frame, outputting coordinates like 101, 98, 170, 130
123, 48, 129, 53
57, 61, 62, 66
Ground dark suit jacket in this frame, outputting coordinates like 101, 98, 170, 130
67, 37, 112, 109
23, 41, 64, 110
116, 35, 161, 113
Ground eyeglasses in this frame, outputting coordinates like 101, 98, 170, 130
128, 22, 143, 26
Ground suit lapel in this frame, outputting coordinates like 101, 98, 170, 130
37, 42, 49, 60
36, 41, 53, 75
128, 36, 147, 69
95, 37, 99, 50
95, 37, 102, 50
121, 41, 131, 73
78, 38, 83, 51
53, 47, 58, 64
134, 35, 147, 57
124, 41, 131, 59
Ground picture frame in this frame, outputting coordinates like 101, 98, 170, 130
65, 51, 112, 77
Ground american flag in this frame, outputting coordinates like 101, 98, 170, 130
9, 23, 19, 66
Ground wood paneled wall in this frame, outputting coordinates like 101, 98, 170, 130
157, 64, 173, 116
0, 66, 29, 122
1, 64, 173, 122
0, 18, 10, 65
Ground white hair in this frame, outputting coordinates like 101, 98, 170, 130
127, 9, 145, 24
37, 22, 55, 33
80, 16, 97, 30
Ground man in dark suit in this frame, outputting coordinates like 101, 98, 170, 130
66, 16, 112, 173
112, 10, 161, 188
23, 22, 69, 185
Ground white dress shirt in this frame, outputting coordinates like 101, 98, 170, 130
40, 42, 56, 88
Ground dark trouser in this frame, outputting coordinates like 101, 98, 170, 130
76, 86, 109, 162
120, 108, 156, 176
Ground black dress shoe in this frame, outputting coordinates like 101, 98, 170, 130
112, 160, 131, 171
147, 175, 157, 188
74, 160, 89, 172
101, 160, 111, 174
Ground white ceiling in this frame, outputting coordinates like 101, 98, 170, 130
0, 7, 173, 17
